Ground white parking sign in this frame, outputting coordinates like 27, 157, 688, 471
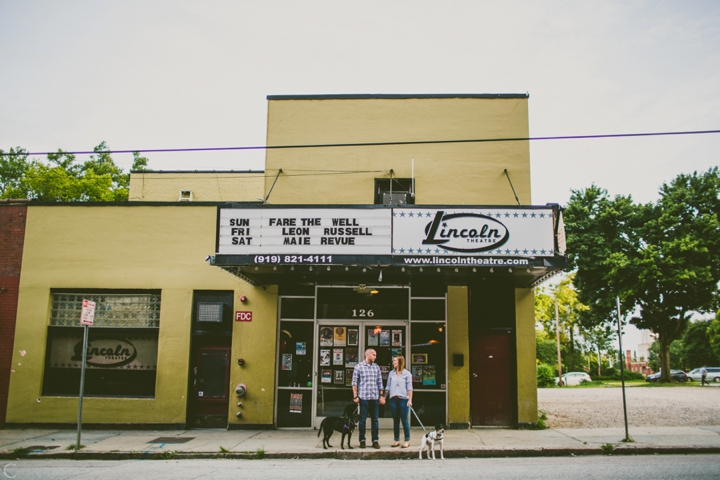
80, 299, 96, 325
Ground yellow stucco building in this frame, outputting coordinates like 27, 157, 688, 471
6, 94, 566, 430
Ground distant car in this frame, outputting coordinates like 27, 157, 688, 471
687, 367, 720, 382
645, 370, 688, 383
555, 372, 592, 386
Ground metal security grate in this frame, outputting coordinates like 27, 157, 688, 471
50, 293, 161, 328
197, 302, 224, 322
147, 437, 194, 444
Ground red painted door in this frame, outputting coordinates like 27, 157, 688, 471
189, 345, 230, 427
470, 331, 514, 426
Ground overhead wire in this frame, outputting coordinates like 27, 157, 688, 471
4, 128, 720, 157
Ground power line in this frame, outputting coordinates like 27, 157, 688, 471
3, 128, 720, 157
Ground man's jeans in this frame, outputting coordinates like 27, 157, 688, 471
358, 398, 379, 443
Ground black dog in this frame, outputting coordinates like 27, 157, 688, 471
318, 415, 356, 449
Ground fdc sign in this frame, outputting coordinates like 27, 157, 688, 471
235, 311, 253, 322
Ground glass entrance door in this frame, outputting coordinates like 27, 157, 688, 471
314, 286, 410, 428
315, 321, 408, 428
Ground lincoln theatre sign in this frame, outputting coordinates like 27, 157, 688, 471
214, 205, 567, 285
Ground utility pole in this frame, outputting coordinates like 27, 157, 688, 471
555, 298, 563, 386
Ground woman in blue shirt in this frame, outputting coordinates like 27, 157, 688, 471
385, 355, 413, 448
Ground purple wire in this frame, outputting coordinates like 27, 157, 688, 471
8, 129, 720, 157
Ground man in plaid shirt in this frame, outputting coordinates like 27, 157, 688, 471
352, 348, 386, 448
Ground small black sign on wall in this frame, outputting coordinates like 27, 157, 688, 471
453, 354, 464, 367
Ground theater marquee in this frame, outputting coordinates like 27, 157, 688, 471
216, 206, 562, 267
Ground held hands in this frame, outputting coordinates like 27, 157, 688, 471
379, 396, 386, 405
354, 396, 360, 403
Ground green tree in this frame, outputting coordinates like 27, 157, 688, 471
707, 310, 720, 361
534, 273, 588, 372
0, 147, 29, 196
582, 324, 615, 377
681, 319, 720, 369
648, 339, 683, 371
565, 168, 720, 382
535, 330, 557, 365
0, 142, 148, 202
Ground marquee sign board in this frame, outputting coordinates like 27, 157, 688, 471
218, 208, 392, 255
216, 206, 560, 265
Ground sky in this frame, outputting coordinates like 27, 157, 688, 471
2, 1, 719, 353
2, 0, 719, 208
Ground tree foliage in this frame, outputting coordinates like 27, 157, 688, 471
535, 330, 558, 366
708, 310, 720, 361
0, 142, 150, 202
564, 168, 720, 382
679, 319, 720, 369
534, 273, 589, 371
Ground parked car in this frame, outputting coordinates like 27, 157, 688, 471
687, 367, 720, 382
645, 370, 688, 383
554, 372, 592, 386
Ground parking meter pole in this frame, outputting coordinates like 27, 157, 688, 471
616, 296, 630, 442
76, 323, 89, 451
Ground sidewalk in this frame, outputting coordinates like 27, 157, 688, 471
2, 425, 720, 460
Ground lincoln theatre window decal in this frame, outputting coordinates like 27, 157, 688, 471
43, 292, 160, 397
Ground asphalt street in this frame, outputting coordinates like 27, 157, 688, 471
3, 455, 720, 480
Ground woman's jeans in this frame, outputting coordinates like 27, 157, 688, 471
388, 397, 410, 441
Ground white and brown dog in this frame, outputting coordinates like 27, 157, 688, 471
418, 424, 445, 459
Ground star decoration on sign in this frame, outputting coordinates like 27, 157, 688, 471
400, 212, 406, 217
408, 212, 414, 217
531, 213, 537, 218
513, 212, 519, 218
522, 213, 528, 218
425, 212, 433, 218
504, 212, 510, 218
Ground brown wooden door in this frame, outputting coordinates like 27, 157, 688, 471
470, 331, 514, 426
189, 344, 230, 427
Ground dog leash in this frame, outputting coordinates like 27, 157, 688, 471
409, 406, 427, 433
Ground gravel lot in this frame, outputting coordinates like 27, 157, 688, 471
538, 385, 720, 428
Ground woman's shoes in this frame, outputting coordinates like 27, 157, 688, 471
401, 442, 410, 448
391, 442, 400, 447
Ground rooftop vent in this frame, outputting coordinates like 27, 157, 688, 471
179, 190, 193, 202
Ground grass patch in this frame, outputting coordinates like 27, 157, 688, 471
255, 448, 265, 459
159, 450, 177, 460
219, 446, 231, 454
11, 447, 31, 459
532, 410, 548, 430
575, 380, 605, 387
66, 444, 85, 451
601, 443, 614, 455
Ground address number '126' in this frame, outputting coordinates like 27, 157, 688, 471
352, 309, 374, 317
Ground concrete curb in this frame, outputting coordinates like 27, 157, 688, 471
2, 446, 720, 461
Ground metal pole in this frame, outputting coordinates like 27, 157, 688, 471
616, 297, 630, 442
555, 298, 563, 386
76, 324, 89, 450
